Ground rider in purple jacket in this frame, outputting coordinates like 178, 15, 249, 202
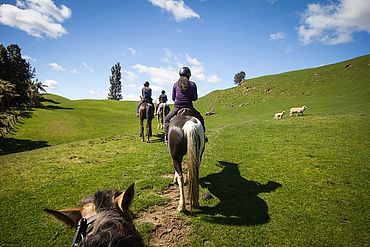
164, 67, 206, 143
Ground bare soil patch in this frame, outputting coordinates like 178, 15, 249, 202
135, 184, 192, 247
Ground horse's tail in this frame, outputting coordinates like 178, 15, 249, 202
182, 118, 205, 209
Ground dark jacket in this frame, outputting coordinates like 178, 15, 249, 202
141, 87, 152, 100
158, 94, 168, 103
172, 80, 198, 108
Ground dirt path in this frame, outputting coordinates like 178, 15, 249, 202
135, 184, 192, 247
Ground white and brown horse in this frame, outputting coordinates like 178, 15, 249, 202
157, 103, 170, 130
44, 184, 144, 247
168, 110, 205, 212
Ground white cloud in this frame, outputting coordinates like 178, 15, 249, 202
132, 64, 177, 85
126, 47, 137, 56
44, 79, 58, 89
22, 54, 36, 62
265, 0, 278, 4
71, 68, 78, 74
49, 62, 65, 71
269, 32, 286, 41
298, 0, 370, 45
0, 0, 71, 38
82, 62, 94, 73
148, 0, 200, 22
131, 50, 220, 85
122, 70, 138, 84
185, 54, 220, 83
89, 90, 109, 99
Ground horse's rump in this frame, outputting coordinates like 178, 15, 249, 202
168, 114, 205, 210
139, 102, 153, 119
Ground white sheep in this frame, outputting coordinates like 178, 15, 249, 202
274, 111, 285, 119
290, 106, 307, 116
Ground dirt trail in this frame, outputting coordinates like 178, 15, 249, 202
135, 184, 192, 247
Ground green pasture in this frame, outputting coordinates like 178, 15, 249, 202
1, 55, 369, 246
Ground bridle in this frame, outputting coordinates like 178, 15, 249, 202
71, 214, 98, 247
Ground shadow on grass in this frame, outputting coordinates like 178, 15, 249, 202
150, 132, 165, 143
44, 105, 74, 110
0, 138, 50, 155
198, 161, 282, 226
41, 98, 74, 110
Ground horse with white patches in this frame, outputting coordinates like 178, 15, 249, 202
168, 109, 205, 212
157, 102, 170, 130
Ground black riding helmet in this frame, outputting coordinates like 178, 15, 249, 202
179, 67, 191, 78
161, 90, 165, 94
144, 81, 150, 87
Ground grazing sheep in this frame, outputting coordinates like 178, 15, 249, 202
274, 111, 285, 119
290, 106, 307, 116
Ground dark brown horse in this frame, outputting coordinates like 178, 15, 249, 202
44, 184, 143, 247
138, 101, 154, 142
168, 110, 205, 212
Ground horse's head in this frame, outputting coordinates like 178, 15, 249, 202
44, 183, 143, 247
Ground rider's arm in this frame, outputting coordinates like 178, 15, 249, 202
192, 82, 198, 101
172, 84, 176, 101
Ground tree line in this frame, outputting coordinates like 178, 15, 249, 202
0, 43, 45, 112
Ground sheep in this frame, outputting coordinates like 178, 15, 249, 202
290, 106, 307, 116
274, 111, 285, 119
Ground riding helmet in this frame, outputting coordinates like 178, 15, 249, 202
161, 90, 165, 94
144, 81, 150, 86
179, 67, 191, 78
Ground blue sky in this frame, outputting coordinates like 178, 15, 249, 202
1, 0, 369, 101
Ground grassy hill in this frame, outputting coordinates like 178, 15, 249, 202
0, 55, 369, 246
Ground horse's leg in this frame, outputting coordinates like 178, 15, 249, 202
140, 118, 144, 142
172, 158, 185, 212
176, 171, 186, 212
146, 119, 151, 143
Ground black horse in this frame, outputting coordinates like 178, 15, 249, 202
44, 184, 144, 247
138, 101, 154, 142
168, 110, 205, 211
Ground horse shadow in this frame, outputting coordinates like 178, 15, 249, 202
198, 161, 282, 226
150, 132, 165, 143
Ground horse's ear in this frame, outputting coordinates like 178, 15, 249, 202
44, 208, 82, 228
114, 183, 135, 211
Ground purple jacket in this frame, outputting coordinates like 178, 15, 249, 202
172, 80, 198, 108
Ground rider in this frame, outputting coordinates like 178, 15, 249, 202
164, 67, 206, 143
156, 90, 168, 115
136, 81, 153, 117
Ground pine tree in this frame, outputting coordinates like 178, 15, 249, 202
0, 44, 37, 110
108, 63, 122, 100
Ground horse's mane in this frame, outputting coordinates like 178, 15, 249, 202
82, 210, 142, 247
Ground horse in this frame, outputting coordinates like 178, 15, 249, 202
138, 101, 154, 142
44, 183, 144, 247
157, 102, 170, 130
168, 109, 205, 212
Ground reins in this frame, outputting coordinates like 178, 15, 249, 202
71, 214, 98, 247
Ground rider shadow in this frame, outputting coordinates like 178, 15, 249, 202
199, 161, 282, 226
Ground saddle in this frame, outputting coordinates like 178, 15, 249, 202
177, 108, 193, 116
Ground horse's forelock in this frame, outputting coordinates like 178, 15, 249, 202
83, 210, 141, 247
93, 189, 116, 210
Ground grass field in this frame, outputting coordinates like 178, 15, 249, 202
1, 55, 369, 246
